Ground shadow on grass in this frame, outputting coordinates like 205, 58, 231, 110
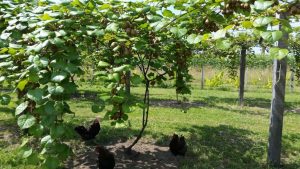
156, 124, 300, 169
172, 125, 267, 169
0, 106, 14, 115
281, 133, 300, 169
197, 96, 299, 110
196, 96, 271, 108
147, 97, 266, 117
152, 124, 300, 169
1, 114, 299, 169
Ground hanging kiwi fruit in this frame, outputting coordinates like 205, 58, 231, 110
222, 0, 253, 16
288, 3, 300, 15
203, 18, 218, 32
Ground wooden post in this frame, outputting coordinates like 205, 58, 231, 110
245, 67, 248, 89
239, 46, 247, 106
290, 71, 294, 92
201, 65, 204, 89
267, 12, 288, 167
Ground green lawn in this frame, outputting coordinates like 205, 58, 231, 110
0, 84, 300, 169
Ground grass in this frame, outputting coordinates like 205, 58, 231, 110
0, 74, 300, 168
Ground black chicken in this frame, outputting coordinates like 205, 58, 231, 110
74, 118, 100, 140
169, 134, 187, 156
96, 145, 115, 169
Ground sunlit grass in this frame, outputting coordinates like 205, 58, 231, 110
0, 78, 300, 168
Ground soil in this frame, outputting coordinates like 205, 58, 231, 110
290, 108, 300, 113
150, 99, 204, 109
0, 122, 20, 146
66, 138, 182, 169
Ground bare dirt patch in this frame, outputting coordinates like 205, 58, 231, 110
150, 99, 204, 109
0, 121, 20, 146
67, 138, 182, 169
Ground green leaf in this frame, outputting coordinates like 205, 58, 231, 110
107, 82, 115, 89
213, 29, 227, 39
27, 88, 43, 103
17, 114, 36, 129
29, 73, 39, 83
29, 124, 44, 137
52, 37, 65, 46
93, 29, 105, 36
170, 27, 187, 37
98, 61, 110, 67
27, 40, 49, 52
52, 143, 72, 160
22, 147, 33, 158
0, 54, 10, 59
0, 48, 8, 54
0, 94, 11, 105
91, 104, 105, 113
99, 4, 111, 10
54, 101, 64, 114
202, 34, 211, 42
115, 120, 126, 128
131, 74, 143, 85
15, 101, 29, 116
281, 20, 293, 33
142, 6, 151, 13
55, 30, 67, 37
186, 34, 202, 44
111, 96, 125, 103
61, 82, 77, 94
41, 115, 56, 126
260, 31, 283, 42
37, 30, 50, 38
253, 17, 274, 27
122, 104, 131, 113
69, 11, 84, 16
150, 20, 167, 31
26, 152, 40, 165
224, 25, 234, 31
0, 61, 13, 68
260, 31, 272, 41
41, 135, 53, 146
43, 156, 59, 169
0, 33, 11, 40
0, 76, 5, 83
270, 47, 289, 60
106, 23, 118, 32
40, 57, 49, 67
39, 13, 54, 21
277, 49, 289, 60
241, 21, 253, 28
16, 24, 27, 31
21, 138, 29, 147
271, 31, 283, 42
254, 0, 274, 10
162, 9, 174, 17
113, 73, 120, 81
216, 39, 232, 50
51, 72, 68, 82
113, 65, 130, 72
48, 85, 64, 95
17, 79, 29, 91
50, 125, 65, 138
136, 102, 146, 109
